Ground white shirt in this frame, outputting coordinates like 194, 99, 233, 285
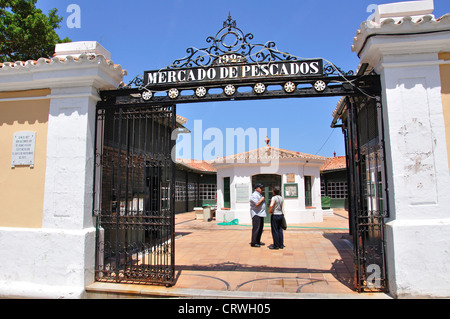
270, 195, 284, 215
249, 191, 266, 218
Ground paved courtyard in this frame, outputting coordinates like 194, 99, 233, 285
87, 209, 393, 298
173, 209, 357, 295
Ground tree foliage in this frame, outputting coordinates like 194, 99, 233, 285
0, 0, 70, 63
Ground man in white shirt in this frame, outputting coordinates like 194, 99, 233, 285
249, 184, 266, 247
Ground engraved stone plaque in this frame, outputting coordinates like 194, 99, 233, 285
11, 131, 36, 167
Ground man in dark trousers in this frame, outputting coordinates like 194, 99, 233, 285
249, 184, 266, 247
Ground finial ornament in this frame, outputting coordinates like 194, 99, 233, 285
224, 12, 236, 28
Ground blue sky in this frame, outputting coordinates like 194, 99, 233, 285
36, 0, 450, 160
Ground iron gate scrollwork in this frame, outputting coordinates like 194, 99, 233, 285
93, 104, 176, 286
339, 95, 389, 292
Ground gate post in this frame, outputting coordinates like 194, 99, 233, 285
353, 1, 450, 298
0, 42, 124, 298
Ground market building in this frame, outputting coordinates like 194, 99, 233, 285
320, 155, 348, 209
212, 138, 327, 225
174, 158, 217, 213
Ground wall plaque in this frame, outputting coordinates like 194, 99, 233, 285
11, 131, 36, 168
235, 183, 250, 203
284, 183, 298, 198
286, 173, 295, 183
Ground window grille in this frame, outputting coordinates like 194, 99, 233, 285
200, 184, 217, 200
175, 181, 186, 201
327, 182, 348, 199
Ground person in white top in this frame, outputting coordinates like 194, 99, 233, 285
268, 186, 284, 250
249, 184, 266, 247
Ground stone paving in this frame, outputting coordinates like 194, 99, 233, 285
172, 209, 357, 295
87, 209, 392, 298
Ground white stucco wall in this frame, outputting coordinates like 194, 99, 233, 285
214, 159, 325, 225
354, 3, 450, 297
0, 43, 124, 299
381, 54, 450, 297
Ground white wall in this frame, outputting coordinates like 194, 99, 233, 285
355, 10, 450, 297
381, 54, 450, 298
214, 160, 324, 224
0, 46, 124, 299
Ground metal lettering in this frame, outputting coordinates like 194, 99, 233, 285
206, 68, 216, 79
310, 61, 320, 74
143, 59, 323, 86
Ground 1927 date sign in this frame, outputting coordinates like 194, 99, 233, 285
144, 59, 323, 87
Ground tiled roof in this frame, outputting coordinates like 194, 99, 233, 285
0, 54, 126, 75
211, 146, 326, 165
176, 159, 217, 172
176, 115, 187, 125
321, 156, 347, 172
334, 13, 450, 124
352, 13, 450, 55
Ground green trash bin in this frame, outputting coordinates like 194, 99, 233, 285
321, 196, 331, 210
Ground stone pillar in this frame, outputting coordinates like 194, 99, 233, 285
0, 42, 124, 298
352, 0, 450, 297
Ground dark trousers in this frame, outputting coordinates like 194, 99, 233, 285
271, 214, 284, 248
251, 215, 264, 244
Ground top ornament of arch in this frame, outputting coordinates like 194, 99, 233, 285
167, 13, 298, 69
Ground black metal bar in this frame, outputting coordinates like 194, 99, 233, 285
376, 96, 390, 292
347, 97, 360, 291
99, 75, 381, 107
115, 108, 123, 282
170, 104, 177, 285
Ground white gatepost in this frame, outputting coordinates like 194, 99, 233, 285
353, 0, 450, 297
0, 42, 124, 298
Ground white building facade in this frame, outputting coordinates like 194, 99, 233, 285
213, 145, 327, 225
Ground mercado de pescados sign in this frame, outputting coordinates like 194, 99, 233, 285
144, 58, 324, 86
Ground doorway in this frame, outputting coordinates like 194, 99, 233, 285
251, 174, 281, 223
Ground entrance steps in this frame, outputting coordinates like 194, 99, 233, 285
85, 282, 391, 299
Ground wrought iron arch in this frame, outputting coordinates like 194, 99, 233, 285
100, 14, 374, 107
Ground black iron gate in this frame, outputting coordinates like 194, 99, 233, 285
93, 104, 176, 286
93, 15, 388, 291
336, 95, 389, 292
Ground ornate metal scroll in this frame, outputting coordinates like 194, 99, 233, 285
119, 14, 357, 93
167, 13, 298, 69
324, 63, 354, 76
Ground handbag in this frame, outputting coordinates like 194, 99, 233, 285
276, 195, 287, 230
281, 215, 287, 230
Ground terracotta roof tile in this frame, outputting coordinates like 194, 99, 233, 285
321, 156, 347, 171
176, 159, 217, 172
352, 13, 450, 55
211, 146, 326, 164
0, 54, 126, 75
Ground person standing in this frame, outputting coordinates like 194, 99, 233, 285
249, 184, 266, 247
268, 186, 284, 250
